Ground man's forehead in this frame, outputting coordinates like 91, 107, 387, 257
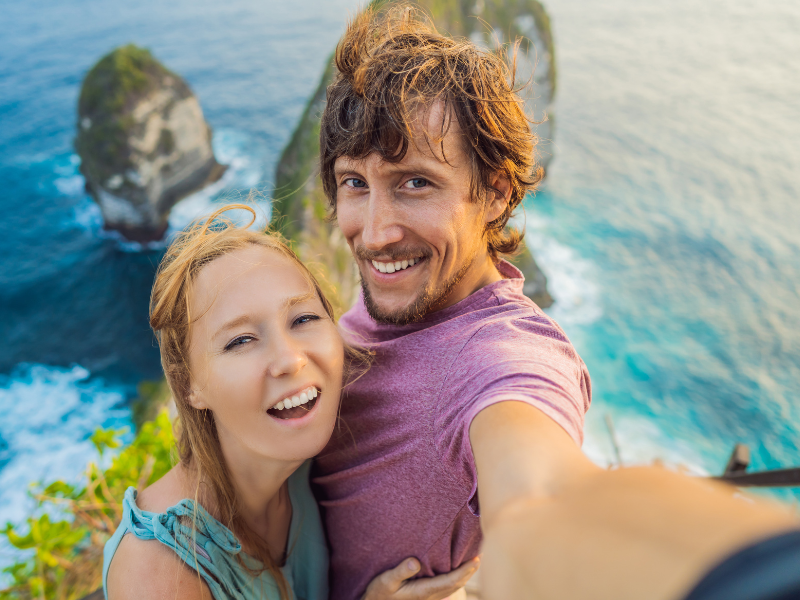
334, 103, 467, 173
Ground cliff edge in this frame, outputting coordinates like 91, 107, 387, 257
75, 45, 226, 242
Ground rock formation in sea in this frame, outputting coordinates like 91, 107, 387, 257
75, 44, 226, 242
273, 0, 555, 311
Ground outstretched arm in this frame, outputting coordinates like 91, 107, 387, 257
470, 401, 799, 600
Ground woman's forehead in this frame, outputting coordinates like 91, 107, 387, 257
190, 246, 314, 326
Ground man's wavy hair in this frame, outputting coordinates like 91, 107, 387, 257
320, 4, 543, 258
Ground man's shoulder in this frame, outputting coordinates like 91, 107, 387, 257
452, 294, 585, 379
468, 291, 570, 346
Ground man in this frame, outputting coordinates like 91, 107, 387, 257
311, 6, 800, 600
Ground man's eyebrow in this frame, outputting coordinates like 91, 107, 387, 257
211, 292, 318, 343
334, 159, 449, 178
334, 159, 364, 175
382, 161, 448, 176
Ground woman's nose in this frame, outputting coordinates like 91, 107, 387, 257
267, 336, 308, 378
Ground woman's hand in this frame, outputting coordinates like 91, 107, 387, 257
361, 557, 479, 600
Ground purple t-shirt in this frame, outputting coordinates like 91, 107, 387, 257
312, 260, 591, 600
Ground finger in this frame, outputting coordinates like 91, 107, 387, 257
398, 557, 480, 600
363, 558, 422, 599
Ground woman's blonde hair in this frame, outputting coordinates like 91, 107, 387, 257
149, 204, 335, 596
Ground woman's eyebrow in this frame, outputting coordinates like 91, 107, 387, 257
211, 292, 318, 342
284, 291, 317, 309
212, 314, 253, 343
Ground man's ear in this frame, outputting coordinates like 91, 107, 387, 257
485, 170, 512, 224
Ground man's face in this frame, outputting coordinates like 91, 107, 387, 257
334, 103, 501, 325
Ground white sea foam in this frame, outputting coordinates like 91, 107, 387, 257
167, 128, 271, 233
53, 174, 84, 197
71, 196, 103, 232
0, 364, 132, 527
522, 213, 603, 327
582, 409, 711, 476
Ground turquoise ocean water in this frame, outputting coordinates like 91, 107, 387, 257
1, 0, 798, 570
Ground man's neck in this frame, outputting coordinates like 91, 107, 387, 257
431, 252, 503, 313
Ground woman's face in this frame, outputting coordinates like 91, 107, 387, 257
186, 244, 344, 463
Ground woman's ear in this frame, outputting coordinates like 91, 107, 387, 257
188, 389, 208, 410
485, 170, 512, 224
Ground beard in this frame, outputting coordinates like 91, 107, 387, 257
360, 252, 476, 326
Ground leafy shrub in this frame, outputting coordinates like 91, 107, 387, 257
0, 411, 175, 600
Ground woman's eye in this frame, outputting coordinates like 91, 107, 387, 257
403, 177, 428, 189
293, 314, 321, 327
344, 178, 367, 189
225, 336, 254, 351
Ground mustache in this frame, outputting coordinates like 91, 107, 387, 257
354, 245, 431, 262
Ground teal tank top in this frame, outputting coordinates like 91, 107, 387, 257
102, 460, 328, 600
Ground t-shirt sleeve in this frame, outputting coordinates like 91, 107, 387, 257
434, 314, 591, 515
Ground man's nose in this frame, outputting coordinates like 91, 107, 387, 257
361, 190, 404, 251
267, 334, 308, 378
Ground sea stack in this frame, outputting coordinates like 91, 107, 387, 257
75, 45, 226, 242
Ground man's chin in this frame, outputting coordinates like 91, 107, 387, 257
361, 281, 434, 326
359, 255, 472, 325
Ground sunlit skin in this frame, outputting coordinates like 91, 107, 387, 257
334, 102, 513, 324
186, 245, 344, 466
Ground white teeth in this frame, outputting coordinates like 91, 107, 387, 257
271, 386, 318, 411
372, 258, 421, 273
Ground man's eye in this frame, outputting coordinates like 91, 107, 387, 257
225, 336, 254, 351
344, 178, 367, 188
293, 314, 321, 327
403, 178, 428, 189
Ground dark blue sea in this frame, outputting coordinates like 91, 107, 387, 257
1, 0, 799, 570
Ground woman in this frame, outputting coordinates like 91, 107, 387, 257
102, 205, 472, 600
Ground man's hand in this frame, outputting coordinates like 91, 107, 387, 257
361, 557, 479, 600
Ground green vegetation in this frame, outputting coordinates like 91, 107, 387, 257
78, 44, 172, 118
0, 412, 175, 600
130, 379, 172, 431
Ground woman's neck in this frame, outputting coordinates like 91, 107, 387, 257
191, 432, 303, 558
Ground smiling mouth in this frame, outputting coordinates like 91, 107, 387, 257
268, 398, 318, 420
267, 386, 320, 420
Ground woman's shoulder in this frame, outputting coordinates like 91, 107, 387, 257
105, 464, 214, 600
106, 532, 211, 600
135, 463, 198, 514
